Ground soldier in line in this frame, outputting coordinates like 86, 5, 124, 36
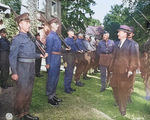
97, 31, 114, 92
74, 32, 87, 87
109, 25, 137, 116
0, 28, 12, 89
35, 33, 45, 77
45, 18, 71, 105
127, 26, 140, 103
63, 27, 79, 94
82, 34, 96, 79
9, 13, 48, 120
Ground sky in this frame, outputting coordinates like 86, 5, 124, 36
91, 0, 123, 24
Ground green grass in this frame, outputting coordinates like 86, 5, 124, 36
29, 71, 150, 120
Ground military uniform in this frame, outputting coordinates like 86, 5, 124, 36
74, 38, 87, 86
9, 13, 40, 120
64, 37, 78, 93
9, 31, 41, 117
97, 39, 114, 91
46, 31, 62, 99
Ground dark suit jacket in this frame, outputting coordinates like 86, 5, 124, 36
109, 39, 137, 74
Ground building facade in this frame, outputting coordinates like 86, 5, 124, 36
21, 0, 61, 21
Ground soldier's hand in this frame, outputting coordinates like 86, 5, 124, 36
40, 53, 48, 58
46, 64, 50, 69
12, 74, 19, 81
66, 46, 71, 51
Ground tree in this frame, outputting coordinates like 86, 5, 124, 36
103, 4, 130, 40
88, 18, 101, 26
60, 0, 96, 34
1, 0, 21, 41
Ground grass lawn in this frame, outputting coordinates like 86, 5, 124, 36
29, 71, 150, 120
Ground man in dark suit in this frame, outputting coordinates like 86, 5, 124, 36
109, 25, 137, 116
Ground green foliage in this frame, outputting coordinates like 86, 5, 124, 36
60, 0, 96, 36
2, 0, 21, 15
88, 18, 101, 26
3, 15, 18, 41
103, 1, 150, 45
103, 4, 130, 40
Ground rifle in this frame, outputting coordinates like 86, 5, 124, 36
38, 13, 70, 49
11, 8, 46, 56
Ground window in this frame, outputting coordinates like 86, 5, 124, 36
51, 1, 57, 16
38, 0, 46, 13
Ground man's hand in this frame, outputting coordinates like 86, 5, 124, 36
127, 71, 133, 78
66, 46, 71, 51
12, 74, 19, 81
40, 53, 48, 58
46, 64, 50, 69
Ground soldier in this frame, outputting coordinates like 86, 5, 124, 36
74, 32, 87, 86
9, 13, 48, 120
109, 25, 137, 116
127, 26, 140, 103
64, 27, 78, 94
0, 28, 12, 89
35, 33, 45, 77
46, 18, 70, 105
97, 31, 114, 92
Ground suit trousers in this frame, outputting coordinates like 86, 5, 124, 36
111, 72, 133, 112
14, 62, 35, 117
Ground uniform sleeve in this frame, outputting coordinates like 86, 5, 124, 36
35, 53, 41, 59
96, 42, 101, 56
46, 35, 54, 65
9, 38, 19, 74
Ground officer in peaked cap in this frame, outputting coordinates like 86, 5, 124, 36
9, 13, 48, 120
45, 17, 71, 105
109, 25, 137, 116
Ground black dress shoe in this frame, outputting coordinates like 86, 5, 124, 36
100, 88, 106, 92
69, 88, 76, 91
48, 98, 59, 106
120, 111, 126, 116
75, 81, 85, 87
64, 89, 73, 94
1, 84, 8, 89
83, 76, 91, 80
53, 96, 63, 102
24, 114, 39, 120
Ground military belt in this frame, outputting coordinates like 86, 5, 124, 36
52, 51, 61, 55
18, 58, 35, 63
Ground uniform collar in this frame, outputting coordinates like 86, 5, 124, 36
19, 31, 28, 37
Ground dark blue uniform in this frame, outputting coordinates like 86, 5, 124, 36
9, 32, 41, 116
46, 31, 62, 99
0, 37, 10, 87
64, 37, 78, 91
75, 38, 86, 51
